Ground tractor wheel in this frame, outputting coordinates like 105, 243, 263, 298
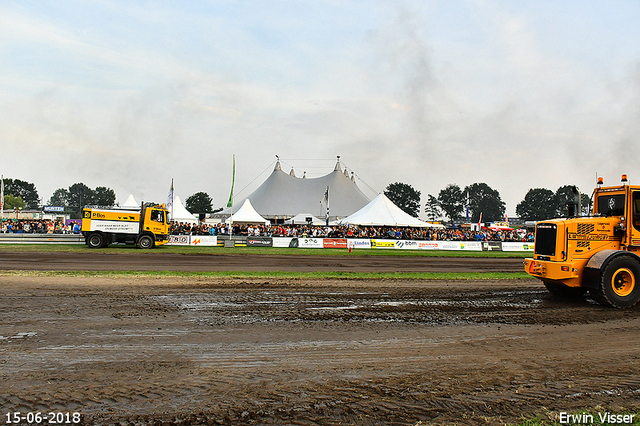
86, 232, 104, 249
591, 255, 640, 308
137, 234, 155, 249
543, 281, 587, 300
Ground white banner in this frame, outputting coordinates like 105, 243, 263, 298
190, 236, 217, 246
298, 237, 323, 248
348, 239, 371, 249
501, 242, 535, 251
167, 235, 190, 245
272, 237, 296, 248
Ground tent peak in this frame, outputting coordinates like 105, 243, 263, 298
274, 159, 282, 171
289, 168, 296, 177
334, 156, 342, 172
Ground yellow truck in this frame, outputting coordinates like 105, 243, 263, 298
525, 175, 640, 307
81, 203, 170, 249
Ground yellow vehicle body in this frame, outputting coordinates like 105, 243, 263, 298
81, 204, 170, 249
525, 177, 640, 307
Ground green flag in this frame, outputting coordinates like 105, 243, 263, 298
226, 155, 235, 208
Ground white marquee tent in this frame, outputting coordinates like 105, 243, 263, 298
285, 213, 326, 225
228, 199, 269, 225
121, 194, 139, 208
169, 196, 198, 223
338, 193, 436, 227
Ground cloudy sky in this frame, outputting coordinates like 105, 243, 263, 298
1, 0, 639, 217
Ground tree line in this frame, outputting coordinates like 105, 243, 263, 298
2, 176, 591, 223
384, 182, 591, 223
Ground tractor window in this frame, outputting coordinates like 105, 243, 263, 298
633, 192, 640, 231
597, 194, 625, 217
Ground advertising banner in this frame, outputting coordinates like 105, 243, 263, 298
323, 238, 347, 249
482, 242, 503, 251
371, 239, 397, 249
501, 242, 535, 251
247, 237, 273, 247
348, 239, 371, 249
190, 236, 217, 246
272, 237, 298, 248
299, 238, 324, 248
167, 235, 190, 245
395, 240, 419, 250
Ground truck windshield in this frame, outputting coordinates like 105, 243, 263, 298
151, 210, 165, 223
597, 194, 625, 217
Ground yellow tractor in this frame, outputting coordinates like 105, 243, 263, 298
524, 175, 640, 307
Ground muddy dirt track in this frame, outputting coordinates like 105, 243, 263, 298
2, 251, 640, 425
0, 251, 524, 273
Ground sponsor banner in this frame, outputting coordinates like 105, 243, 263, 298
190, 236, 217, 246
371, 239, 396, 249
482, 242, 503, 251
247, 237, 273, 247
90, 220, 139, 234
417, 241, 440, 250
323, 238, 347, 249
299, 238, 323, 248
167, 235, 190, 245
395, 240, 419, 250
438, 241, 464, 251
348, 239, 371, 249
272, 237, 298, 248
43, 206, 65, 212
501, 242, 535, 251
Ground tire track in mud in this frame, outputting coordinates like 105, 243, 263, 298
3, 276, 640, 425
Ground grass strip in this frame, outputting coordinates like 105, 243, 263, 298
0, 244, 530, 258
0, 269, 531, 280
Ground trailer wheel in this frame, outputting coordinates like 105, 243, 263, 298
86, 232, 104, 249
543, 281, 587, 300
137, 234, 154, 249
592, 255, 640, 308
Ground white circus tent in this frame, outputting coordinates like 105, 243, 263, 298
338, 193, 435, 227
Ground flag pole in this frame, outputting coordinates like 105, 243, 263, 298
1, 175, 4, 222
227, 155, 235, 237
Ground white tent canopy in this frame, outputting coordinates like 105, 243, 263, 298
285, 213, 325, 225
338, 193, 435, 227
169, 196, 198, 223
228, 199, 269, 225
121, 194, 139, 207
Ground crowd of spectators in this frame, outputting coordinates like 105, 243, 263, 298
170, 221, 534, 242
0, 219, 81, 234
2, 219, 534, 242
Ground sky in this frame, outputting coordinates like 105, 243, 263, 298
1, 0, 639, 218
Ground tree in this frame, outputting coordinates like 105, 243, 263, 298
424, 194, 442, 221
185, 192, 213, 214
384, 182, 421, 217
3, 178, 40, 209
464, 182, 505, 223
67, 183, 95, 212
93, 187, 116, 207
48, 188, 69, 207
516, 188, 557, 221
437, 184, 465, 223
3, 194, 26, 210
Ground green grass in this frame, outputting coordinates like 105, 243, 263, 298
0, 243, 530, 258
0, 269, 531, 280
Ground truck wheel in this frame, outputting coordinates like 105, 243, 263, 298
137, 235, 154, 249
543, 282, 586, 300
592, 256, 640, 308
86, 233, 104, 249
